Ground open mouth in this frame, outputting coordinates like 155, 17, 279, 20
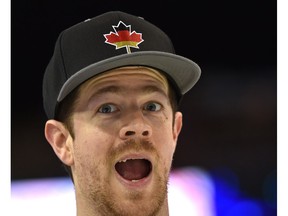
115, 158, 152, 182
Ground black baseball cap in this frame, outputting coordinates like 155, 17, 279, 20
43, 11, 201, 119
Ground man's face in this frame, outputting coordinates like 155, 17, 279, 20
69, 67, 182, 215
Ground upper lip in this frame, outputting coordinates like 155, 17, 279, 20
115, 153, 152, 165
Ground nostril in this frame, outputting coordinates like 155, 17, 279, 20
125, 131, 136, 136
142, 131, 149, 136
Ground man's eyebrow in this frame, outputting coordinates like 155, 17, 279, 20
88, 84, 167, 102
141, 85, 167, 96
93, 86, 121, 95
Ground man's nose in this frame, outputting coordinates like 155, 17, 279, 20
119, 113, 152, 139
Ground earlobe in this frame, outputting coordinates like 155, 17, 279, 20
44, 120, 74, 166
173, 112, 183, 141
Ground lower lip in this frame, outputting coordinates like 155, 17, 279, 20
115, 170, 152, 189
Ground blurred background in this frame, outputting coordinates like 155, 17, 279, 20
11, 0, 276, 215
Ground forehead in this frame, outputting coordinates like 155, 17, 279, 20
80, 66, 169, 92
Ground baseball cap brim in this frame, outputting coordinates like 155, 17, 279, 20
57, 51, 201, 102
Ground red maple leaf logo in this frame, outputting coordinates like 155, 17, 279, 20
104, 21, 144, 53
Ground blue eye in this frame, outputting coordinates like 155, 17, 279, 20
144, 102, 162, 111
98, 104, 118, 113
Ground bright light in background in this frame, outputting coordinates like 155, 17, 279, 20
168, 167, 215, 216
11, 178, 76, 216
11, 167, 276, 216
11, 167, 215, 216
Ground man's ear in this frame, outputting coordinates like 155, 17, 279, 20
173, 111, 183, 142
44, 120, 74, 166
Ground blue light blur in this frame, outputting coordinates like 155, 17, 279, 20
210, 167, 277, 216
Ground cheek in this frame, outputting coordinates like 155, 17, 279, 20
74, 130, 109, 160
154, 125, 177, 164
73, 116, 114, 151
72, 129, 112, 186
72, 124, 110, 171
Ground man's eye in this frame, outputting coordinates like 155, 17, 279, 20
144, 102, 162, 111
98, 104, 118, 113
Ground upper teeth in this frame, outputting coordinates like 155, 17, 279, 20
118, 158, 145, 163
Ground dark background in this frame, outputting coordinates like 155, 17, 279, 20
11, 0, 276, 202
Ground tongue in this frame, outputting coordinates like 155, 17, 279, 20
115, 159, 151, 181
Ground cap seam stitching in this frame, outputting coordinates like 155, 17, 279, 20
58, 31, 68, 80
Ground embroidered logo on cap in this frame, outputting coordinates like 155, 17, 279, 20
104, 21, 144, 54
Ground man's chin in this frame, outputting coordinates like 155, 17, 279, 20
104, 171, 168, 216
107, 190, 167, 216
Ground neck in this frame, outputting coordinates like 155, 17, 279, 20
76, 195, 170, 216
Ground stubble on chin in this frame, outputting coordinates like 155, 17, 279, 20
95, 167, 169, 216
